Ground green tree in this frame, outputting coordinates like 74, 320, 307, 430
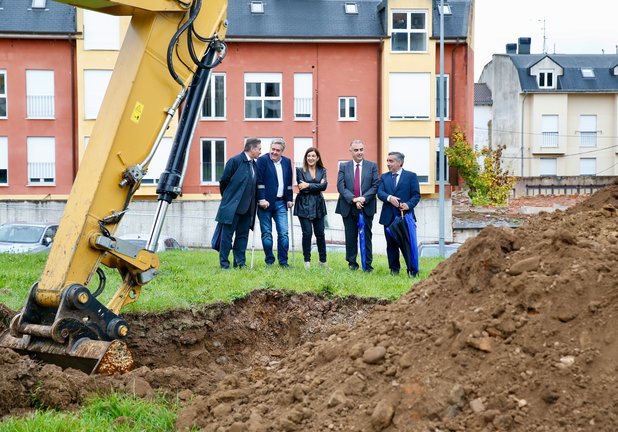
446, 128, 515, 206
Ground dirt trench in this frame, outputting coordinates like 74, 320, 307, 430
1, 180, 618, 432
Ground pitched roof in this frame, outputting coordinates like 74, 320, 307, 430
0, 0, 76, 36
431, 0, 471, 39
226, 0, 385, 39
509, 54, 618, 92
474, 83, 492, 105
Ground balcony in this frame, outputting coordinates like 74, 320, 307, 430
28, 162, 55, 184
294, 97, 312, 120
533, 131, 564, 155
27, 95, 55, 119
579, 132, 597, 147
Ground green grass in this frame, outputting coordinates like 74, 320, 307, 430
0, 250, 442, 430
0, 250, 443, 312
0, 392, 179, 432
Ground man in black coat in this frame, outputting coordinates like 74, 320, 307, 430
336, 139, 379, 272
215, 138, 262, 269
377, 151, 421, 276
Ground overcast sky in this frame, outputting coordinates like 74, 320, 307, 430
473, 0, 618, 80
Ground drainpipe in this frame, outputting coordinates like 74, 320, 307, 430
377, 39, 383, 170
520, 92, 527, 177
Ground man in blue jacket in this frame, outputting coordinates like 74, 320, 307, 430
216, 138, 261, 269
256, 138, 294, 267
377, 151, 421, 276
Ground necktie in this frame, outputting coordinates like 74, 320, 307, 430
353, 163, 360, 197
392, 173, 398, 190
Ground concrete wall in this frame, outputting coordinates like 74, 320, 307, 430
513, 175, 615, 197
0, 198, 452, 254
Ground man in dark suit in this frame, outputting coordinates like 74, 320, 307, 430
336, 139, 379, 272
215, 138, 262, 269
256, 138, 294, 267
377, 151, 421, 276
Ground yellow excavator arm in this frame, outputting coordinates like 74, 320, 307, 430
0, 0, 227, 374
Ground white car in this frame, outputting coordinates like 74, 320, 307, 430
418, 242, 462, 258
118, 234, 185, 252
0, 222, 59, 254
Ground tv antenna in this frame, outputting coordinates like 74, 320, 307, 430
538, 18, 547, 53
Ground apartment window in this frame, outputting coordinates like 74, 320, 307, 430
84, 70, 112, 119
31, 0, 46, 8
389, 72, 430, 120
0, 70, 6, 118
538, 69, 554, 89
26, 70, 54, 118
541, 115, 559, 148
201, 138, 226, 183
579, 115, 597, 147
202, 73, 226, 119
83, 10, 120, 50
344, 2, 358, 14
391, 10, 427, 52
0, 137, 7, 184
293, 138, 313, 168
580, 158, 596, 176
250, 1, 264, 14
539, 158, 557, 176
244, 73, 282, 120
581, 68, 595, 78
27, 137, 55, 184
435, 137, 449, 182
389, 137, 430, 183
339, 96, 357, 120
294, 73, 312, 120
435, 75, 450, 119
142, 137, 172, 185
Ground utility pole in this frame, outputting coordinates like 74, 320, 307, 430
438, 0, 446, 257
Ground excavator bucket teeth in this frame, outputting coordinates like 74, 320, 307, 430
0, 331, 134, 375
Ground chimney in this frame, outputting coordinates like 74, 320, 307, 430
518, 37, 531, 54
506, 43, 517, 54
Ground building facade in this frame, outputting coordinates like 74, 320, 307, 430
0, 0, 77, 197
479, 47, 618, 178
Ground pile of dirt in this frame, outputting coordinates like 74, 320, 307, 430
1, 182, 617, 431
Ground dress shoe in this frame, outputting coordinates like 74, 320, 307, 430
390, 269, 400, 276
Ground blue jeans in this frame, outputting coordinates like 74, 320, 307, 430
257, 200, 289, 266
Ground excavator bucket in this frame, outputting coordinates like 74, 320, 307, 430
0, 330, 134, 375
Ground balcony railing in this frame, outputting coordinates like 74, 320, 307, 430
541, 132, 559, 148
579, 131, 597, 147
27, 95, 55, 118
28, 162, 55, 184
294, 97, 312, 119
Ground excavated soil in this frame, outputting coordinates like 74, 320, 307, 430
1, 180, 618, 431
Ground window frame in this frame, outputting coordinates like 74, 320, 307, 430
200, 138, 226, 184
26, 70, 55, 119
539, 158, 557, 177
27, 137, 55, 185
0, 136, 8, 185
338, 96, 357, 121
390, 9, 428, 53
244, 73, 283, 121
579, 114, 597, 148
389, 72, 430, 120
293, 73, 313, 121
540, 114, 559, 148
579, 158, 596, 176
435, 74, 450, 119
538, 69, 555, 89
388, 137, 431, 184
141, 137, 172, 186
0, 70, 6, 119
201, 73, 226, 120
